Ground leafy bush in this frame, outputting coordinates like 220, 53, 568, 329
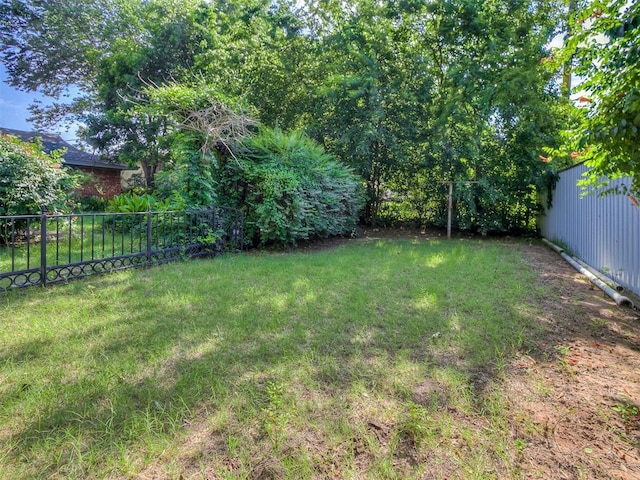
74, 195, 108, 213
222, 127, 363, 247
141, 81, 258, 210
107, 192, 156, 213
0, 132, 79, 216
106, 191, 187, 213
0, 132, 81, 245
105, 191, 217, 250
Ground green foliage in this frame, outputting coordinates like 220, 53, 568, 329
105, 192, 154, 233
164, 149, 216, 210
2, 0, 571, 232
556, 0, 640, 195
0, 0, 213, 186
107, 192, 156, 213
142, 84, 362, 247
82, 1, 211, 186
612, 400, 639, 425
412, 0, 565, 233
106, 192, 186, 213
74, 195, 108, 213
152, 166, 189, 202
143, 81, 249, 122
152, 164, 212, 214
305, 0, 565, 232
141, 80, 259, 210
105, 191, 217, 251
222, 127, 364, 247
192, 0, 313, 131
0, 132, 79, 216
0, 0, 141, 96
308, 0, 427, 224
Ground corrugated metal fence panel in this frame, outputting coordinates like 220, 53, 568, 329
540, 163, 640, 296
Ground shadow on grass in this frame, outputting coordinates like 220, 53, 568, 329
0, 239, 541, 478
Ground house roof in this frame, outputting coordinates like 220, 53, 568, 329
1, 127, 131, 171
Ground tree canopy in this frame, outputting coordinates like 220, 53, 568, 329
1, 0, 574, 232
557, 0, 640, 196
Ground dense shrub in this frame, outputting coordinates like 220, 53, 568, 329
221, 128, 363, 247
140, 84, 363, 245
0, 132, 80, 216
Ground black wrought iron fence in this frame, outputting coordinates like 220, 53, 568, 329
0, 206, 243, 291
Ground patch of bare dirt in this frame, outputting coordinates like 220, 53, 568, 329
507, 242, 640, 480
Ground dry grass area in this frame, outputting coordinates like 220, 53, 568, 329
272, 230, 640, 479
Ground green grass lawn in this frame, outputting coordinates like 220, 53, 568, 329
0, 238, 546, 479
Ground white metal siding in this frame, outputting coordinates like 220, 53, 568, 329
540, 163, 640, 296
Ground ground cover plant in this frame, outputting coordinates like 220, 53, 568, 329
0, 235, 638, 479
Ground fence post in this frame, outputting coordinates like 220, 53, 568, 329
239, 210, 244, 251
210, 204, 218, 253
146, 205, 152, 264
40, 207, 47, 287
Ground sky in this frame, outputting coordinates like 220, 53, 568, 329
0, 64, 78, 142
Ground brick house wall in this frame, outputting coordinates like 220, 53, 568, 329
0, 128, 129, 200
74, 167, 122, 199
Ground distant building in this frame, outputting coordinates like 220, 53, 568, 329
1, 127, 133, 198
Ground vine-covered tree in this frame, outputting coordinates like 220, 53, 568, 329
140, 81, 362, 246
140, 80, 258, 208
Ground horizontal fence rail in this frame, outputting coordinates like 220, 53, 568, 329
0, 206, 243, 292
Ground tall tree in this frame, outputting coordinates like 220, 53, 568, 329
0, 0, 207, 185
558, 0, 640, 196
192, 0, 319, 130
305, 0, 433, 224
303, 0, 565, 230
82, 0, 211, 186
408, 0, 565, 232
0, 0, 141, 126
